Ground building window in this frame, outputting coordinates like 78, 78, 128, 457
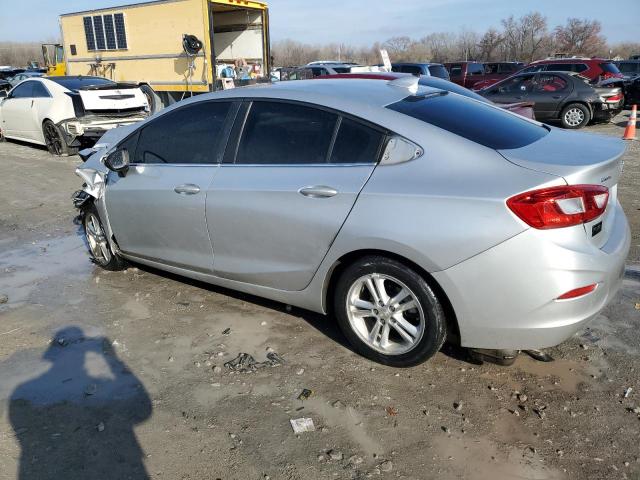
83, 13, 127, 51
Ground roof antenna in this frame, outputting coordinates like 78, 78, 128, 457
388, 75, 419, 94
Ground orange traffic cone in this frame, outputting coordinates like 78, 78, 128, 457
623, 105, 637, 140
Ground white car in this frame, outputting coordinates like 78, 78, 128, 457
0, 76, 149, 155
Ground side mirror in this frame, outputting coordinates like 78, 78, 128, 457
104, 148, 130, 176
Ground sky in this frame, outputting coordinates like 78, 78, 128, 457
0, 0, 638, 45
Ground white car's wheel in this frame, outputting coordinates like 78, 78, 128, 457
42, 119, 77, 156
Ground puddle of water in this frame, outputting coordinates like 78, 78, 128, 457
514, 356, 597, 393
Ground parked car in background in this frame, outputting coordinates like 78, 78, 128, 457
444, 61, 524, 89
615, 60, 640, 80
0, 67, 25, 81
391, 63, 449, 80
624, 76, 640, 106
0, 76, 149, 155
318, 72, 535, 119
0, 79, 10, 93
282, 63, 383, 81
7, 71, 45, 86
520, 58, 623, 82
74, 77, 629, 367
479, 71, 623, 129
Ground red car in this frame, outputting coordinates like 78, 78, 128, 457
519, 58, 623, 82
443, 62, 524, 89
315, 72, 535, 120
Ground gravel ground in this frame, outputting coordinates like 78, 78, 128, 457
0, 113, 638, 480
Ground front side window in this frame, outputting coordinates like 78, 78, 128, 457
599, 62, 621, 74
10, 82, 34, 98
236, 101, 338, 165
449, 64, 462, 76
495, 74, 536, 93
135, 101, 232, 164
387, 93, 548, 150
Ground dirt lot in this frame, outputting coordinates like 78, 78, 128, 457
0, 114, 639, 480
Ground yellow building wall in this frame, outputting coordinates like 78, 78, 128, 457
60, 0, 211, 92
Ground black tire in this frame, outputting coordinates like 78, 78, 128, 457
42, 119, 77, 156
560, 103, 591, 129
82, 204, 127, 271
333, 256, 447, 367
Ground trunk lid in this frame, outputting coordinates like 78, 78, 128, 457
77, 87, 148, 113
499, 127, 626, 248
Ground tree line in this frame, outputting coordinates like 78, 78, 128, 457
272, 13, 640, 67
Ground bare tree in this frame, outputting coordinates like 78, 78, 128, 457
609, 41, 640, 60
456, 29, 480, 60
478, 28, 503, 61
501, 13, 551, 62
554, 18, 607, 57
421, 32, 457, 63
382, 36, 414, 61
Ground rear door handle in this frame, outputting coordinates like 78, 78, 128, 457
174, 184, 201, 195
298, 185, 338, 198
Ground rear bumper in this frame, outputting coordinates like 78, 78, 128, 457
433, 201, 630, 350
593, 102, 623, 121
60, 115, 147, 138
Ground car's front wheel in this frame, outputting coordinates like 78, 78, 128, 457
560, 103, 591, 129
42, 119, 77, 156
334, 256, 447, 367
82, 204, 126, 271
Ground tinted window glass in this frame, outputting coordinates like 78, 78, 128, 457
574, 64, 588, 73
31, 82, 50, 97
10, 82, 34, 98
401, 65, 423, 75
485, 64, 499, 74
418, 76, 489, 102
521, 66, 541, 73
449, 64, 462, 76
333, 67, 350, 73
545, 63, 573, 72
617, 62, 637, 73
135, 102, 231, 164
237, 102, 337, 165
494, 75, 536, 93
467, 63, 484, 75
534, 74, 568, 92
387, 93, 547, 150
330, 118, 384, 164
48, 76, 115, 91
599, 62, 621, 74
428, 65, 448, 78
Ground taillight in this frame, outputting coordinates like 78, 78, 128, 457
507, 185, 609, 229
604, 93, 623, 102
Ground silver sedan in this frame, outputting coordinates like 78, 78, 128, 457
74, 77, 630, 367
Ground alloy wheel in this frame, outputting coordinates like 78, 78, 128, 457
43, 122, 63, 155
85, 213, 112, 265
346, 273, 425, 355
564, 107, 585, 127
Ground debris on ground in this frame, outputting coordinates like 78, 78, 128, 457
222, 328, 231, 335
379, 460, 393, 472
533, 405, 547, 419
385, 406, 398, 416
624, 387, 633, 398
297, 389, 314, 401
453, 401, 463, 411
96, 422, 105, 432
296, 368, 305, 375
289, 417, 315, 434
0, 294, 8, 304
332, 400, 345, 409
348, 455, 363, 466
224, 352, 285, 372
328, 450, 343, 461
212, 366, 222, 374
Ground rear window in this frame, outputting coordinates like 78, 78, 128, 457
428, 65, 448, 79
386, 93, 548, 150
467, 63, 484, 75
600, 62, 621, 74
617, 62, 638, 73
449, 64, 462, 76
48, 76, 115, 91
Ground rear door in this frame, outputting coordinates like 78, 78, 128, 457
206, 100, 385, 291
527, 74, 571, 119
105, 100, 235, 271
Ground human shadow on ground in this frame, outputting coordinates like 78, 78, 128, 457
9, 326, 152, 480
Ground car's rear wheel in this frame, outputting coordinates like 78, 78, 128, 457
334, 256, 447, 367
42, 119, 77, 156
560, 103, 591, 129
83, 204, 126, 271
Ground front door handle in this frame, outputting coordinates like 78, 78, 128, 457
298, 185, 338, 198
174, 184, 201, 195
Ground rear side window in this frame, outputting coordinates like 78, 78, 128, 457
617, 62, 638, 73
330, 118, 384, 164
427, 65, 448, 78
401, 65, 423, 75
534, 74, 568, 92
546, 63, 573, 72
449, 64, 462, 76
387, 94, 548, 150
31, 82, 50, 98
236, 101, 338, 165
135, 101, 231, 164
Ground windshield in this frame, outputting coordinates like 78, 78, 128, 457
599, 62, 621, 74
47, 76, 116, 91
428, 65, 449, 79
387, 93, 548, 149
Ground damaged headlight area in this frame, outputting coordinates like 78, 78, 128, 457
71, 190, 92, 209
74, 167, 107, 203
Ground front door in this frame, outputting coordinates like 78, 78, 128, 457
206, 100, 386, 291
1, 81, 36, 140
485, 74, 536, 105
105, 100, 235, 271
